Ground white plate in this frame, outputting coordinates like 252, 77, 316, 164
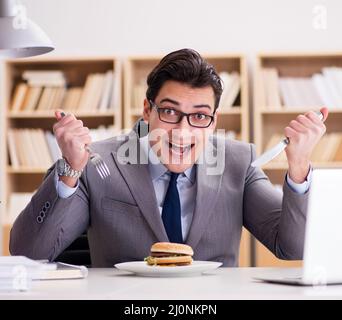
114, 261, 222, 277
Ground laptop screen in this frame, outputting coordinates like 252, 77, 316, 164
303, 169, 342, 284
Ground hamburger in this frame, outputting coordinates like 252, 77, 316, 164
145, 242, 194, 266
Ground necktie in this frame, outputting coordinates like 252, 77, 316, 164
162, 172, 183, 243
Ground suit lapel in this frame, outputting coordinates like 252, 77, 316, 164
111, 134, 168, 243
185, 147, 224, 249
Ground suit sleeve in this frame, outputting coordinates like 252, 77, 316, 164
242, 144, 309, 260
9, 163, 90, 261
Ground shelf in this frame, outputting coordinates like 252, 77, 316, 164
0, 57, 123, 255
8, 111, 116, 118
7, 167, 48, 174
254, 52, 342, 267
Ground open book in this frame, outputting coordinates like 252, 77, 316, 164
39, 262, 88, 280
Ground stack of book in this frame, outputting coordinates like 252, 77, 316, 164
7, 125, 118, 169
262, 67, 342, 109
10, 70, 117, 113
0, 256, 52, 292
264, 132, 342, 164
0, 257, 88, 292
7, 128, 55, 168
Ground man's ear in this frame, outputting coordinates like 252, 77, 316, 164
143, 99, 151, 123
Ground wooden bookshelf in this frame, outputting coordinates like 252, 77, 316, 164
254, 52, 342, 267
0, 56, 122, 255
125, 54, 251, 266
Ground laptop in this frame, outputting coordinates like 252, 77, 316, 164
255, 169, 342, 286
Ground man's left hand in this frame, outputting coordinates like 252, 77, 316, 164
285, 107, 329, 183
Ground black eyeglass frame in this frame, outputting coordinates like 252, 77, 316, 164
149, 100, 215, 128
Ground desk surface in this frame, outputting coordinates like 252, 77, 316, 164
1, 267, 342, 300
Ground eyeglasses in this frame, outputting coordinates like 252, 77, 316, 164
149, 100, 215, 128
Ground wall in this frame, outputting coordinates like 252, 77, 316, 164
21, 0, 342, 57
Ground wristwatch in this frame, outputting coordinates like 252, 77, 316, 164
56, 158, 83, 179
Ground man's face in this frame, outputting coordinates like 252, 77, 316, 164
143, 80, 217, 173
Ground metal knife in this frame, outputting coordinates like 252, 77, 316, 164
251, 111, 324, 167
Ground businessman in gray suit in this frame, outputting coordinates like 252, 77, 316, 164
10, 49, 328, 267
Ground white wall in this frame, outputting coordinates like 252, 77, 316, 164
21, 0, 342, 57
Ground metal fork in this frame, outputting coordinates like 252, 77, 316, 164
60, 112, 110, 179
85, 145, 111, 179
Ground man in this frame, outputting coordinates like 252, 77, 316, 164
10, 49, 328, 267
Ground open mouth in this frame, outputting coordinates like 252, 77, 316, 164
168, 141, 195, 155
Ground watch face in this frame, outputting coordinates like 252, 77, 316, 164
57, 159, 66, 176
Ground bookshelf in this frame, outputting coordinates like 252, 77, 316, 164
254, 52, 342, 267
0, 56, 122, 255
125, 54, 251, 266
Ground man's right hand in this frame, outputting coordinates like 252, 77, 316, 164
53, 110, 91, 186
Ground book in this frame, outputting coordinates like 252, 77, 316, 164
0, 256, 55, 291
262, 68, 282, 108
99, 70, 114, 111
10, 83, 28, 111
219, 71, 240, 108
7, 129, 19, 168
45, 131, 62, 162
0, 257, 88, 282
132, 79, 147, 110
22, 70, 66, 87
21, 86, 43, 111
39, 262, 88, 280
334, 137, 342, 161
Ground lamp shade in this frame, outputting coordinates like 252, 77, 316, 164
0, 0, 54, 58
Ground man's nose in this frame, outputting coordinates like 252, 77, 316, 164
171, 120, 193, 141
176, 115, 191, 130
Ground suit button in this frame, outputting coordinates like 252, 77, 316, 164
36, 216, 44, 224
39, 211, 46, 219
42, 207, 47, 213
44, 201, 51, 209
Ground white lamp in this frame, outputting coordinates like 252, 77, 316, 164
0, 0, 54, 58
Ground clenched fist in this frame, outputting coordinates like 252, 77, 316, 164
53, 110, 91, 176
285, 107, 329, 183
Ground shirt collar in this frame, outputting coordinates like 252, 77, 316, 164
140, 135, 196, 184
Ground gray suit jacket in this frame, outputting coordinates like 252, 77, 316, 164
10, 121, 309, 267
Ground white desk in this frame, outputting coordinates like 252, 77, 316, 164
1, 267, 342, 300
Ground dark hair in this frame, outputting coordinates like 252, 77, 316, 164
146, 48, 223, 111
